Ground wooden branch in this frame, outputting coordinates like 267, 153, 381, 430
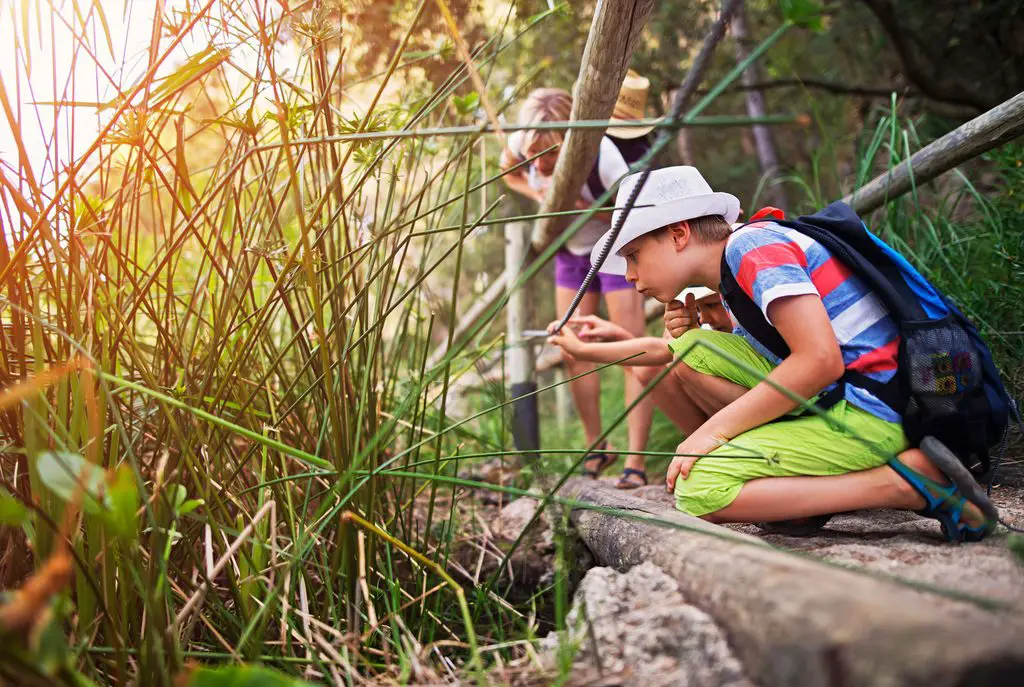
563, 479, 1024, 686
529, 0, 657, 253
843, 90, 1024, 215
426, 271, 508, 369
855, 0, 988, 112
698, 77, 914, 99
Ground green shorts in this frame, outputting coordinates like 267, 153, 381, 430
666, 329, 908, 516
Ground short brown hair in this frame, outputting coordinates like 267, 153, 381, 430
670, 215, 731, 243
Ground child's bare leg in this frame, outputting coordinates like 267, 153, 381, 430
607, 289, 654, 481
705, 448, 985, 526
557, 287, 603, 446
631, 365, 708, 433
623, 369, 653, 479
674, 362, 750, 417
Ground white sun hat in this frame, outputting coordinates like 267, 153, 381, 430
590, 166, 740, 275
676, 286, 717, 302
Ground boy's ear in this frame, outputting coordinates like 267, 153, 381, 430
669, 220, 691, 251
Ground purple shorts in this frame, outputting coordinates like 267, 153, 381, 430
554, 250, 634, 292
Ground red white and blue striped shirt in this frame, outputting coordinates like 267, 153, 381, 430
724, 222, 902, 422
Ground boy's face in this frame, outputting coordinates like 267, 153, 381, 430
696, 294, 731, 332
619, 225, 694, 302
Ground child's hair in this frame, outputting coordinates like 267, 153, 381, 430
517, 88, 572, 155
665, 215, 731, 243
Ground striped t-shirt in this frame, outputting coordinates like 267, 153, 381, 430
724, 222, 902, 422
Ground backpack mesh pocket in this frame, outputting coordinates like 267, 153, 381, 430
905, 320, 981, 397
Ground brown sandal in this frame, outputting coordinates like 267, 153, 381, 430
582, 442, 616, 478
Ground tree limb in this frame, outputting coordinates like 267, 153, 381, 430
854, 0, 988, 112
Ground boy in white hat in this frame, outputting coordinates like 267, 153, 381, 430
547, 285, 731, 488
569, 165, 990, 532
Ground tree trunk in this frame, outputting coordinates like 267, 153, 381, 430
676, 128, 695, 165
562, 479, 1024, 686
530, 0, 657, 253
732, 1, 787, 210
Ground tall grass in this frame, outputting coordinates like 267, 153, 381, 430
2, 2, 1018, 684
0, 1, 565, 683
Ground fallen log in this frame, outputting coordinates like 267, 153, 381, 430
563, 479, 1024, 686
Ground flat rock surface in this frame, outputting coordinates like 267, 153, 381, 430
626, 471, 1024, 609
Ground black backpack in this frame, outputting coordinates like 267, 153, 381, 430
719, 201, 1011, 478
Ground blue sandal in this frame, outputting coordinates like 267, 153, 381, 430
889, 437, 998, 543
615, 468, 648, 490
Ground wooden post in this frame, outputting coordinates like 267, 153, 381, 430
554, 366, 570, 430
843, 90, 1024, 215
530, 0, 658, 252
505, 221, 539, 453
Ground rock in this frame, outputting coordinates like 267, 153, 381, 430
492, 496, 541, 541
541, 562, 752, 687
725, 484, 1024, 608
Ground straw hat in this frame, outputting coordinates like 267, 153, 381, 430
607, 70, 661, 139
591, 166, 740, 275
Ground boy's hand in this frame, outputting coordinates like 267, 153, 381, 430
570, 314, 629, 342
664, 294, 700, 338
665, 431, 727, 493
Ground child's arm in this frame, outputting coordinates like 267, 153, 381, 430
666, 294, 844, 486
500, 137, 545, 202
700, 294, 843, 433
568, 314, 633, 342
548, 326, 673, 366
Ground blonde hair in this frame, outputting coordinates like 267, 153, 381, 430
517, 88, 572, 155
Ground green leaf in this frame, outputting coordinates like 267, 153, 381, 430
35, 452, 106, 515
168, 483, 203, 517
452, 91, 480, 117
183, 664, 316, 687
104, 466, 139, 542
170, 483, 188, 512
1009, 534, 1024, 566
779, 0, 824, 31
149, 47, 230, 106
178, 499, 204, 516
0, 487, 27, 526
